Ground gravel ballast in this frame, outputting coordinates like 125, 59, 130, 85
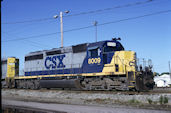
2, 89, 171, 110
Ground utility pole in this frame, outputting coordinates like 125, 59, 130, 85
54, 10, 69, 48
93, 21, 98, 42
169, 61, 171, 80
60, 12, 63, 48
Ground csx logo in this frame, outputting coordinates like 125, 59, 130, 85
45, 55, 65, 69
88, 58, 101, 64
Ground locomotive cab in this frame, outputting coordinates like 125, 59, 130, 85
103, 41, 124, 64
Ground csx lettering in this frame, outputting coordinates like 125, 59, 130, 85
45, 55, 65, 69
88, 58, 101, 64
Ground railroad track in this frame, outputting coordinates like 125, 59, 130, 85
3, 87, 171, 95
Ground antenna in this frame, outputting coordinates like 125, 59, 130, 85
112, 37, 121, 41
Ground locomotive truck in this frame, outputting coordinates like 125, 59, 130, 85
5, 38, 155, 91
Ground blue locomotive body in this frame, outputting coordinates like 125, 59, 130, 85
24, 40, 124, 76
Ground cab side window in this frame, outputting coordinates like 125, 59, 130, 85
89, 49, 98, 58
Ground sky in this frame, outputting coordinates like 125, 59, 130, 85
1, 0, 171, 74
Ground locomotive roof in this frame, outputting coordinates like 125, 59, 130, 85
26, 40, 122, 56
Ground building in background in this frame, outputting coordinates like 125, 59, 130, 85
154, 74, 171, 87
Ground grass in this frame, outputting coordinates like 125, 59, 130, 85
128, 98, 140, 104
147, 98, 153, 104
159, 96, 168, 105
147, 96, 169, 105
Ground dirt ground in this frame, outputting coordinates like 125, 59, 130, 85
2, 99, 171, 113
2, 89, 171, 112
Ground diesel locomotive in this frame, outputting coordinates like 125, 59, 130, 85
5, 38, 155, 91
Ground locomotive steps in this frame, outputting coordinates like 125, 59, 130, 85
2, 89, 171, 111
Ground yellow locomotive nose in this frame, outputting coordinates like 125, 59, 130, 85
102, 51, 136, 75
101, 51, 137, 90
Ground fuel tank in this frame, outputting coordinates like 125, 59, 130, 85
40, 79, 82, 89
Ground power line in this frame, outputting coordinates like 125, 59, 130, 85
64, 9, 171, 31
24, 40, 53, 48
65, 0, 154, 17
3, 20, 57, 34
22, 40, 47, 49
2, 9, 171, 42
97, 10, 171, 26
2, 31, 54, 48
2, 37, 52, 49
2, 32, 58, 42
2, 18, 53, 25
2, 0, 155, 25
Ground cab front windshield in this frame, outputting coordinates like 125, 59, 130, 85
104, 42, 124, 53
